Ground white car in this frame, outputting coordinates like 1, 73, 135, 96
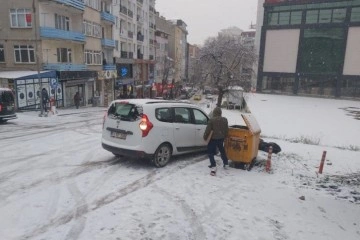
101, 99, 210, 167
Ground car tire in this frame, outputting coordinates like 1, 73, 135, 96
152, 143, 172, 168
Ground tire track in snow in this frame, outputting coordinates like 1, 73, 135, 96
21, 154, 208, 239
153, 185, 206, 240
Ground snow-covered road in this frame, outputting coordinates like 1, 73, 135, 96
1, 94, 359, 240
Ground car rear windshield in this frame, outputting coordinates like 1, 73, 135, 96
0, 91, 14, 103
108, 102, 141, 121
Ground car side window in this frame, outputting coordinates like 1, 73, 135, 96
193, 109, 208, 125
155, 108, 172, 122
174, 107, 191, 123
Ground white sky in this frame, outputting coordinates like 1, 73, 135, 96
155, 0, 259, 45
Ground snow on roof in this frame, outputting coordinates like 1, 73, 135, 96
0, 71, 55, 80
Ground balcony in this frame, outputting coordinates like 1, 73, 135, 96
101, 38, 116, 48
40, 27, 85, 42
43, 63, 87, 71
149, 23, 156, 29
128, 31, 134, 39
120, 5, 128, 15
103, 64, 116, 70
101, 12, 115, 24
137, 34, 144, 42
51, 0, 85, 11
128, 10, 133, 18
129, 52, 134, 59
136, 15, 143, 24
137, 53, 143, 59
121, 51, 128, 59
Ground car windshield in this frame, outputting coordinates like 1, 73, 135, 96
108, 102, 140, 121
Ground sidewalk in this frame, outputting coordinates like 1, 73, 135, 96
18, 106, 107, 118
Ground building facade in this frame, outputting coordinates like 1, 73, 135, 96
156, 15, 188, 88
257, 0, 360, 99
0, 0, 157, 110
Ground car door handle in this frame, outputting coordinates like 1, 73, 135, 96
175, 127, 180, 130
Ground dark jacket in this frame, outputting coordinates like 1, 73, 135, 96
42, 88, 49, 102
203, 107, 229, 140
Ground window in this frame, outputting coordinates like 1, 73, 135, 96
84, 0, 100, 11
0, 44, 4, 62
279, 12, 290, 25
56, 48, 72, 63
174, 108, 191, 123
268, 12, 279, 25
332, 8, 346, 23
84, 50, 102, 65
93, 51, 102, 65
290, 11, 302, 24
156, 108, 172, 122
319, 9, 332, 23
14, 45, 35, 63
300, 28, 345, 74
306, 10, 318, 24
55, 14, 70, 31
10, 9, 32, 28
82, 21, 101, 38
193, 109, 208, 125
351, 7, 360, 22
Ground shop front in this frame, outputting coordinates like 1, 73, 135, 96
98, 70, 117, 107
0, 70, 59, 110
58, 71, 97, 108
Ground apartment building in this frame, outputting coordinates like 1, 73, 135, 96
154, 28, 173, 97
257, 0, 360, 99
0, 0, 157, 110
156, 15, 188, 87
111, 0, 156, 98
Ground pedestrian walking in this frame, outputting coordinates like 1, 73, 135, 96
74, 92, 81, 109
41, 88, 49, 113
203, 107, 229, 176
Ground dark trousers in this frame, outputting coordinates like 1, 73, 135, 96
42, 102, 47, 112
207, 138, 228, 167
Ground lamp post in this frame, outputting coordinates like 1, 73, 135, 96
32, 0, 44, 116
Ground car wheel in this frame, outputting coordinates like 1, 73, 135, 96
152, 143, 172, 168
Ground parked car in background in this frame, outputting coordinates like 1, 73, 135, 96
0, 88, 17, 123
101, 99, 209, 167
193, 94, 202, 100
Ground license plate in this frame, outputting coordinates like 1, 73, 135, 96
111, 131, 127, 140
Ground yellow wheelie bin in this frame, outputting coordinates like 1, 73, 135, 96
224, 113, 261, 169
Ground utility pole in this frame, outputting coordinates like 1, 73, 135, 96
33, 0, 44, 116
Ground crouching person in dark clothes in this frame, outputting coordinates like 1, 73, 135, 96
203, 107, 229, 176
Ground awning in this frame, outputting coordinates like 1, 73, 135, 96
0, 70, 56, 80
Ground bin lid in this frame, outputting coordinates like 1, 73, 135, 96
241, 113, 261, 135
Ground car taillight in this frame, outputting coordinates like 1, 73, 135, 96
0, 104, 2, 112
102, 111, 107, 129
139, 114, 153, 137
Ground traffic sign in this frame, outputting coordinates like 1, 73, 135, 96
50, 78, 58, 89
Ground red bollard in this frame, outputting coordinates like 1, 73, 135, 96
318, 151, 327, 174
266, 146, 273, 173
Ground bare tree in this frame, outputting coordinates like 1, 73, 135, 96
160, 56, 174, 97
199, 34, 257, 106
